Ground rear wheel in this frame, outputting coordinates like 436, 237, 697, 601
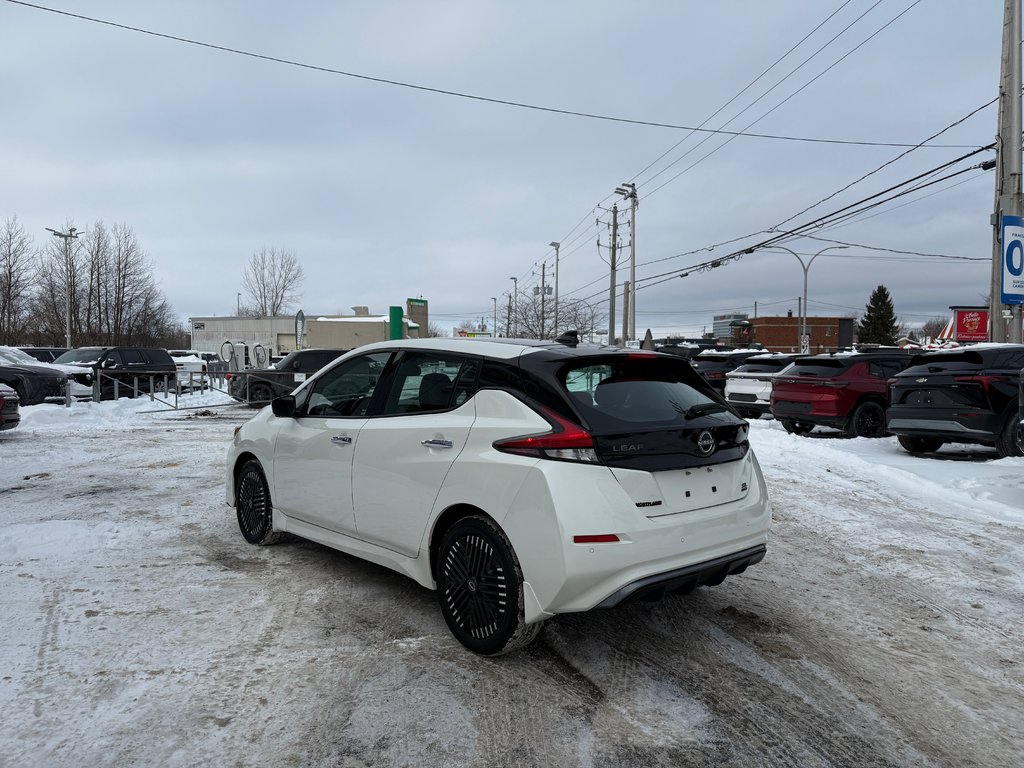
780, 419, 814, 435
436, 515, 542, 655
249, 383, 274, 407
897, 435, 944, 454
235, 460, 280, 545
995, 410, 1022, 458
845, 401, 886, 438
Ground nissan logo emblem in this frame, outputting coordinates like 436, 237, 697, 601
696, 430, 716, 456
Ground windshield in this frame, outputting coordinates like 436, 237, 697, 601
54, 348, 107, 365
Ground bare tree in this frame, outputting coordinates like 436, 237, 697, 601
0, 216, 36, 344
502, 292, 603, 341
919, 316, 950, 341
242, 247, 304, 316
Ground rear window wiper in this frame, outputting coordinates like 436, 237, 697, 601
685, 402, 728, 418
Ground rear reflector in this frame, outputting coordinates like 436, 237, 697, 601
573, 534, 620, 544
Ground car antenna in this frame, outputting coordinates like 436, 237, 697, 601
555, 330, 579, 348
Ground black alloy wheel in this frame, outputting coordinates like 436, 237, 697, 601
897, 435, 945, 455
437, 516, 541, 655
780, 419, 814, 435
995, 409, 1023, 458
249, 383, 274, 407
846, 401, 887, 438
235, 460, 280, 545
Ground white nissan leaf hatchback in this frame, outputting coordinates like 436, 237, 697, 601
226, 334, 772, 654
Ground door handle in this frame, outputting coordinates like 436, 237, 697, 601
421, 439, 453, 449
331, 435, 353, 444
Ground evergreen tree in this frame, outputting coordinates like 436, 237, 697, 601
856, 285, 899, 345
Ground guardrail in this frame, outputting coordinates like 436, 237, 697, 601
223, 369, 306, 407
92, 368, 240, 412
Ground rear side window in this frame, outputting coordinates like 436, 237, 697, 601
120, 349, 144, 365
786, 358, 850, 376
379, 352, 480, 415
561, 357, 717, 429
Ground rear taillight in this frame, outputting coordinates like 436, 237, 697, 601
953, 375, 1008, 396
493, 408, 599, 463
201, 364, 208, 374
225, 372, 233, 380
706, 371, 725, 380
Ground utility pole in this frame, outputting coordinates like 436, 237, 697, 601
45, 227, 80, 348
622, 281, 630, 345
616, 183, 637, 341
491, 297, 497, 338
992, 0, 1023, 342
506, 294, 512, 337
509, 276, 518, 337
607, 205, 619, 345
549, 241, 560, 334
539, 262, 547, 339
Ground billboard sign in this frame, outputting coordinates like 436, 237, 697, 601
953, 308, 988, 342
1001, 215, 1024, 304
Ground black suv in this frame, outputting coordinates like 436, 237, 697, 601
0, 361, 66, 405
19, 347, 68, 363
0, 383, 20, 431
54, 347, 177, 399
228, 348, 349, 406
887, 345, 1024, 458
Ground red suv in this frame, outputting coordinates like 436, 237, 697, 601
770, 350, 912, 438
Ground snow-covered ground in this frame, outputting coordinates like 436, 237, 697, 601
1, 396, 1021, 767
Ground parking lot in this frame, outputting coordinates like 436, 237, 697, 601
2, 397, 1022, 767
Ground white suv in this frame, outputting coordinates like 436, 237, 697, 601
724, 353, 802, 419
225, 335, 772, 654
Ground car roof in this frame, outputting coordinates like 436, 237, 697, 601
347, 337, 631, 361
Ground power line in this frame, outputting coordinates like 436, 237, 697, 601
5, 0, 982, 149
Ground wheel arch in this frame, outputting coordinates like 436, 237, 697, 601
232, 451, 262, 491
428, 503, 496, 581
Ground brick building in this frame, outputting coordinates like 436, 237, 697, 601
741, 314, 855, 353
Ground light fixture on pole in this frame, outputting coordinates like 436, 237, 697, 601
549, 241, 560, 335
509, 276, 518, 337
772, 245, 849, 352
615, 184, 637, 341
45, 227, 80, 349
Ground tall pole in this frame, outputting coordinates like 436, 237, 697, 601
607, 205, 619, 345
509, 277, 518, 337
773, 245, 848, 352
549, 241, 560, 334
539, 262, 547, 339
617, 183, 638, 341
622, 281, 630, 345
992, 0, 1023, 342
491, 297, 497, 338
46, 227, 80, 348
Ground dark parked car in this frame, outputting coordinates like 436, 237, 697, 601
0, 383, 20, 431
18, 347, 68, 363
887, 345, 1024, 458
692, 350, 765, 392
0, 361, 66, 405
771, 350, 912, 438
54, 347, 177, 399
227, 348, 350, 406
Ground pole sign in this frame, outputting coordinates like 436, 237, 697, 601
1001, 215, 1024, 304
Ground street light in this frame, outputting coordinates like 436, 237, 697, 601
549, 241, 560, 335
509, 276, 518, 337
46, 227, 80, 349
772, 245, 849, 352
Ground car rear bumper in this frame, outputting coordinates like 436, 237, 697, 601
887, 407, 1003, 443
595, 544, 766, 608
771, 401, 846, 428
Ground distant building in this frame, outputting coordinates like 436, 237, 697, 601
189, 299, 426, 357
748, 314, 854, 353
713, 313, 748, 341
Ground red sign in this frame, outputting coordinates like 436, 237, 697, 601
954, 309, 988, 341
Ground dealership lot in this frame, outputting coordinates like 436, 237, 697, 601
2, 397, 1022, 767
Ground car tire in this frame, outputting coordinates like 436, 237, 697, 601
995, 409, 1023, 458
235, 460, 281, 545
780, 419, 814, 435
897, 435, 944, 454
845, 401, 887, 438
436, 515, 543, 655
249, 383, 274, 407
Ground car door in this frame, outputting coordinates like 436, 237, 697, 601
351, 352, 480, 557
272, 351, 392, 535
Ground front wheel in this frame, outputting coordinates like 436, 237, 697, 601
436, 516, 542, 655
845, 401, 887, 438
897, 435, 944, 454
249, 383, 274, 407
235, 460, 281, 545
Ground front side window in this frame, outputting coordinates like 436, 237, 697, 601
303, 352, 391, 418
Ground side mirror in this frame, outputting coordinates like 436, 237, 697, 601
271, 395, 296, 418
101, 359, 116, 368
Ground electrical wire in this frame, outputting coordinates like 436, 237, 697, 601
4, 0, 982, 149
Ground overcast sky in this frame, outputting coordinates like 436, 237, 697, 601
0, 0, 1010, 338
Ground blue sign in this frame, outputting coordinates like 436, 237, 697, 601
1002, 215, 1024, 305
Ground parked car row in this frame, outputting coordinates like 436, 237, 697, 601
721, 345, 1024, 458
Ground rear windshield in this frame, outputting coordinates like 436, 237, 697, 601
905, 349, 1024, 373
560, 357, 719, 429
785, 358, 851, 376
732, 357, 797, 374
